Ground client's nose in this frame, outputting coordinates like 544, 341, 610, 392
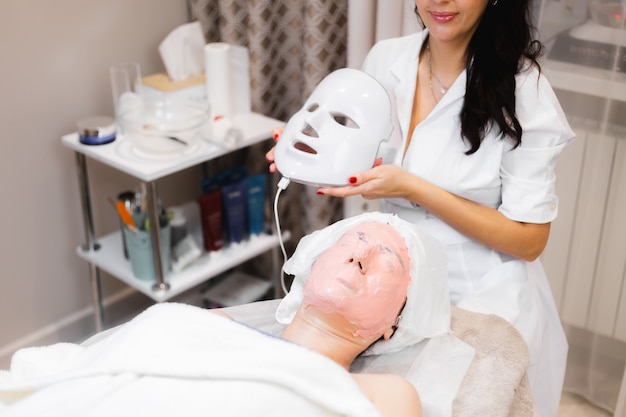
348, 255, 367, 274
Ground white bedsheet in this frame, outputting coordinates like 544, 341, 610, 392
1, 301, 535, 417
225, 300, 536, 417
0, 303, 382, 417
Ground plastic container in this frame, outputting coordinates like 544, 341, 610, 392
123, 224, 171, 281
77, 116, 116, 145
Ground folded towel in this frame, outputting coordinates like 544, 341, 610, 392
451, 307, 535, 417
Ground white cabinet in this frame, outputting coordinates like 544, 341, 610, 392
539, 0, 626, 101
63, 112, 286, 330
537, 0, 626, 343
536, 0, 626, 412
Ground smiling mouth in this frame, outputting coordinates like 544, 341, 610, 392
430, 12, 456, 22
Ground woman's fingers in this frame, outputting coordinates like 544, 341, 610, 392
316, 184, 362, 197
316, 172, 370, 197
265, 147, 277, 172
317, 165, 405, 198
272, 127, 284, 142
265, 127, 283, 173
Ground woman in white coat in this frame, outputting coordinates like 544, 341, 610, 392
268, 1, 574, 416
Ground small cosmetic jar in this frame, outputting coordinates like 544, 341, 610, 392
77, 116, 116, 145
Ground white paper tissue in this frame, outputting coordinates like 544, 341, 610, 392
159, 22, 206, 82
204, 42, 251, 118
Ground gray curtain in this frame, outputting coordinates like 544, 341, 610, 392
188, 0, 348, 276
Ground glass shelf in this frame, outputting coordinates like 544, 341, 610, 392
62, 112, 284, 182
76, 230, 290, 303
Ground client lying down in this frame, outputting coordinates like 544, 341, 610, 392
0, 213, 448, 417
270, 219, 421, 417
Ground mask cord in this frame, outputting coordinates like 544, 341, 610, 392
274, 176, 291, 295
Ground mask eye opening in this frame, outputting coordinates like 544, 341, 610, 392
307, 103, 319, 112
331, 112, 359, 129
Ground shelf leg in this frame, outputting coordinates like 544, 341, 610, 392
74, 152, 105, 332
89, 263, 105, 333
75, 153, 99, 253
144, 181, 170, 293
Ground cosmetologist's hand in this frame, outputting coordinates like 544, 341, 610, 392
265, 127, 283, 173
316, 163, 409, 200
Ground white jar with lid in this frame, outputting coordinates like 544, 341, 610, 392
77, 116, 116, 145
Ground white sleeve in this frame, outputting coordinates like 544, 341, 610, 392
498, 68, 576, 223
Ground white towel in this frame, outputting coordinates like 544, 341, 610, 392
0, 303, 381, 417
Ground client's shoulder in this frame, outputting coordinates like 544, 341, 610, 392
352, 373, 422, 417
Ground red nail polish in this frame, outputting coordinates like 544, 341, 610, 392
316, 190, 324, 195
272, 127, 282, 141
349, 177, 357, 184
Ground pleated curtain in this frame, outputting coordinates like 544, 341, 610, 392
187, 0, 349, 281
343, 0, 418, 217
347, 0, 418, 68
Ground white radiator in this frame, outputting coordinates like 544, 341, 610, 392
542, 124, 626, 342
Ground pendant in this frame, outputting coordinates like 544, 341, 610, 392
439, 86, 446, 95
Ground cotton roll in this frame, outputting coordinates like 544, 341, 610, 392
204, 42, 232, 118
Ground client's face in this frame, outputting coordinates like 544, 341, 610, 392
302, 221, 411, 340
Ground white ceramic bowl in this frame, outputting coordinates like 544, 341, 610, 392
119, 97, 209, 154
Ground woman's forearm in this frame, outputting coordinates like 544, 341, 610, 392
318, 166, 550, 261
402, 173, 550, 261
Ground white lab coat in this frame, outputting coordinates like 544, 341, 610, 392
362, 30, 575, 417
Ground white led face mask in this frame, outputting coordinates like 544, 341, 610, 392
274, 68, 393, 187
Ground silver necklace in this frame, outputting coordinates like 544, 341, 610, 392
426, 41, 449, 100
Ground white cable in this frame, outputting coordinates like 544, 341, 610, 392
274, 177, 291, 295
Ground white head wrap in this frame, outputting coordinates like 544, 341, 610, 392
275, 212, 451, 355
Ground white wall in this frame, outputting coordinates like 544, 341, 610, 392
0, 0, 194, 368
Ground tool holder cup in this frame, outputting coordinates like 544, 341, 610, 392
122, 224, 171, 282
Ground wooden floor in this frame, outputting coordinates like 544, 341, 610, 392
558, 391, 613, 417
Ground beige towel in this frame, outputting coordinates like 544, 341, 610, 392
451, 307, 537, 417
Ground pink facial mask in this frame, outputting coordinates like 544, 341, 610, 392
302, 222, 411, 339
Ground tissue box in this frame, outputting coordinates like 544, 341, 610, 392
141, 73, 206, 103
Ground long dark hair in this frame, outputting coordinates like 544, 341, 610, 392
417, 1, 543, 154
